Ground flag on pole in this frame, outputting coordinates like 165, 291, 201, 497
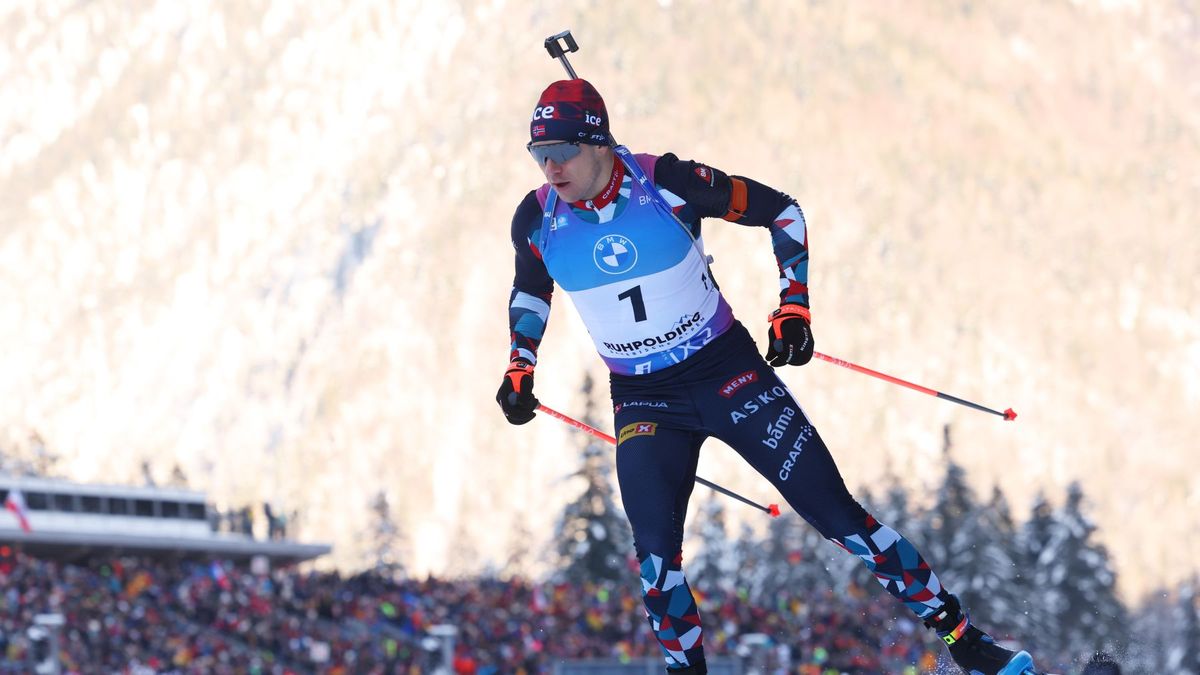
4, 489, 32, 533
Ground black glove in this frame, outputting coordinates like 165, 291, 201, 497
496, 359, 538, 424
765, 304, 814, 367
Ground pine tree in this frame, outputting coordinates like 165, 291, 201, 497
731, 522, 766, 602
1013, 489, 1056, 640
1179, 577, 1200, 675
501, 510, 535, 580
551, 373, 633, 584
753, 512, 840, 608
923, 425, 980, 587
1129, 579, 1200, 674
689, 493, 739, 595
950, 485, 1021, 633
368, 490, 406, 577
1027, 482, 1127, 660
1127, 587, 1177, 674
870, 464, 919, 536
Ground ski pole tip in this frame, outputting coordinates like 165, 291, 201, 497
768, 504, 781, 518
1004, 408, 1017, 421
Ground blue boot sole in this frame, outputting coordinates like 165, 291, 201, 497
998, 651, 1040, 675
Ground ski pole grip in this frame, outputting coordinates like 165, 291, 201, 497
543, 30, 579, 79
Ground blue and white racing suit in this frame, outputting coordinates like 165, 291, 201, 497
506, 147, 951, 672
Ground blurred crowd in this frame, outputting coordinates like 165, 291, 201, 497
0, 552, 1064, 675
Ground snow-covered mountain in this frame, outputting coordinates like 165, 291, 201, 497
1, 0, 1196, 601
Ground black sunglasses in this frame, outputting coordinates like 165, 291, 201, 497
526, 141, 584, 166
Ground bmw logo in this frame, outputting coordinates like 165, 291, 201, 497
593, 234, 638, 274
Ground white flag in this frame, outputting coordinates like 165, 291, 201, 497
5, 489, 32, 533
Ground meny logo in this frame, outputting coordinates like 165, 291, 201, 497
718, 371, 758, 398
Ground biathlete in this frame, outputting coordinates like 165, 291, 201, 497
497, 78, 1042, 675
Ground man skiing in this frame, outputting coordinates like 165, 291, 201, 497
497, 78, 1042, 675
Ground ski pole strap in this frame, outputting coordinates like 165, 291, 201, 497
770, 304, 811, 324
505, 360, 535, 392
769, 304, 812, 341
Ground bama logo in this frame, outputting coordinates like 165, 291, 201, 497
618, 422, 657, 444
761, 407, 796, 449
718, 371, 758, 398
593, 234, 638, 274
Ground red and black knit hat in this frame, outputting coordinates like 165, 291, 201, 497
529, 79, 612, 146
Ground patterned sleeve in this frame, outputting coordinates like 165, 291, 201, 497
508, 190, 554, 364
653, 153, 810, 309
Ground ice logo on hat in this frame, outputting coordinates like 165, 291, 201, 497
594, 234, 638, 274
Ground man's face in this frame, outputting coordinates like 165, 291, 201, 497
529, 142, 612, 203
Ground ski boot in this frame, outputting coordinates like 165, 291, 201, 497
924, 594, 1044, 675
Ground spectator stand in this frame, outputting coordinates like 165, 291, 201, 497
0, 474, 330, 565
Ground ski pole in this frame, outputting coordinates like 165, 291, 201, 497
812, 352, 1017, 421
536, 403, 781, 517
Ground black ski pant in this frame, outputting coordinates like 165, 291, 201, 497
610, 322, 950, 672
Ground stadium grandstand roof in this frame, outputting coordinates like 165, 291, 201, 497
1, 473, 330, 565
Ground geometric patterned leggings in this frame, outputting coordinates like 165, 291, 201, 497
636, 517, 946, 670
613, 332, 951, 671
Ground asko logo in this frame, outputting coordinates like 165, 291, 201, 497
532, 105, 556, 121
718, 370, 758, 398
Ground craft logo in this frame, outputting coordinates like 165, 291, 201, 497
618, 422, 657, 444
778, 425, 815, 482
593, 234, 638, 274
718, 371, 758, 398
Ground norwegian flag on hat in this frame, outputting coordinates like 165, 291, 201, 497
530, 79, 612, 145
